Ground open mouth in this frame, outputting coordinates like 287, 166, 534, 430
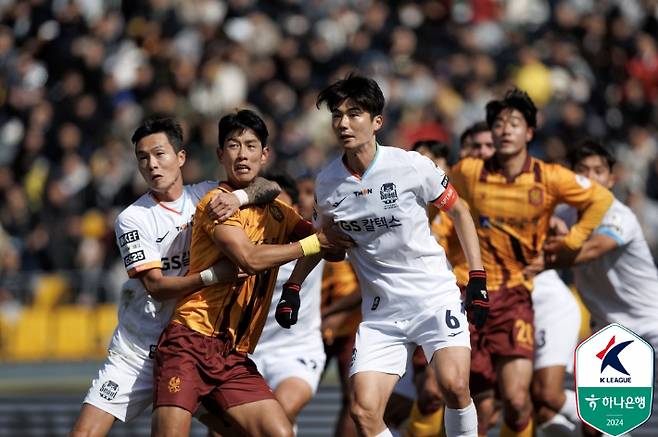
151, 174, 163, 181
235, 164, 251, 174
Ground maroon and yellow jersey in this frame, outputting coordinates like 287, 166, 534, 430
172, 184, 309, 353
429, 206, 468, 287
321, 260, 361, 338
451, 156, 613, 291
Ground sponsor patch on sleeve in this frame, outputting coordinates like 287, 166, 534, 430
124, 250, 146, 267
118, 230, 140, 247
441, 174, 449, 188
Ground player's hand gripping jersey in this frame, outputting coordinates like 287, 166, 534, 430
451, 156, 613, 291
314, 146, 459, 320
172, 184, 311, 353
112, 181, 216, 359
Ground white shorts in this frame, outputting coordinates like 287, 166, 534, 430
532, 270, 581, 371
350, 300, 470, 377
392, 358, 417, 400
250, 345, 326, 394
83, 350, 153, 422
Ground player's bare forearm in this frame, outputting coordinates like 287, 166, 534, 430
548, 233, 617, 267
447, 198, 484, 271
138, 269, 205, 301
212, 225, 307, 275
245, 176, 281, 205
288, 253, 322, 285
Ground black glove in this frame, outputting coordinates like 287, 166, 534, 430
465, 270, 489, 329
275, 282, 301, 329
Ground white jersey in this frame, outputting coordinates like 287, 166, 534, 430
110, 181, 216, 359
252, 259, 326, 353
314, 146, 460, 321
573, 198, 658, 342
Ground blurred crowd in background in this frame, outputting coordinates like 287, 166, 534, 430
0, 0, 658, 311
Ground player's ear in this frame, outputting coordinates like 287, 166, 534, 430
261, 145, 270, 165
525, 127, 534, 143
177, 149, 186, 167
373, 114, 383, 132
216, 146, 223, 162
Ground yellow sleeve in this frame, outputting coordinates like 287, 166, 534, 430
548, 164, 614, 250
450, 158, 480, 205
450, 160, 468, 198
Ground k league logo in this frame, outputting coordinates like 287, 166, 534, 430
575, 323, 655, 436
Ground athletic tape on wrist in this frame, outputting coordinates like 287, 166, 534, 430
233, 189, 249, 206
299, 234, 321, 256
200, 268, 218, 286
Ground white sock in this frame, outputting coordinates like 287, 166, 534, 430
445, 400, 478, 437
558, 389, 580, 424
537, 413, 581, 437
373, 428, 394, 437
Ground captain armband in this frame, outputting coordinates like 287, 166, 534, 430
432, 183, 459, 211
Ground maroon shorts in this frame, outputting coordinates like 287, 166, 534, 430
153, 322, 275, 414
469, 284, 534, 395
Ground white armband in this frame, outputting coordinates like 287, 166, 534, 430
200, 268, 219, 286
233, 189, 249, 206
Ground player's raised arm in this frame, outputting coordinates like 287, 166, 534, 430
544, 164, 613, 252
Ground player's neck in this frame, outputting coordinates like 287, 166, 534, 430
151, 180, 184, 202
496, 148, 528, 180
344, 139, 377, 176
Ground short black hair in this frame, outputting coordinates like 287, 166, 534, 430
316, 73, 385, 116
262, 171, 299, 205
412, 139, 451, 161
459, 126, 473, 147
568, 139, 616, 171
217, 109, 269, 149
131, 117, 184, 152
486, 88, 537, 129
470, 121, 490, 136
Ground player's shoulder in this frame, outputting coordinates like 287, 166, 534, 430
116, 192, 156, 227
268, 198, 298, 220
452, 156, 483, 176
197, 184, 229, 209
185, 181, 218, 202
606, 198, 637, 224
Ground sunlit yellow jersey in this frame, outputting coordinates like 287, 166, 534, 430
321, 260, 361, 338
451, 156, 613, 291
429, 206, 468, 287
172, 184, 309, 353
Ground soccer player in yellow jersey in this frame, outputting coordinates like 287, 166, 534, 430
150, 110, 351, 437
450, 89, 613, 437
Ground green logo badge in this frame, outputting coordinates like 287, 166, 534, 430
575, 323, 655, 436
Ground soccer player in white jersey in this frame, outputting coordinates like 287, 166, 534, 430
70, 117, 280, 437
275, 74, 489, 437
250, 172, 327, 426
548, 140, 658, 353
